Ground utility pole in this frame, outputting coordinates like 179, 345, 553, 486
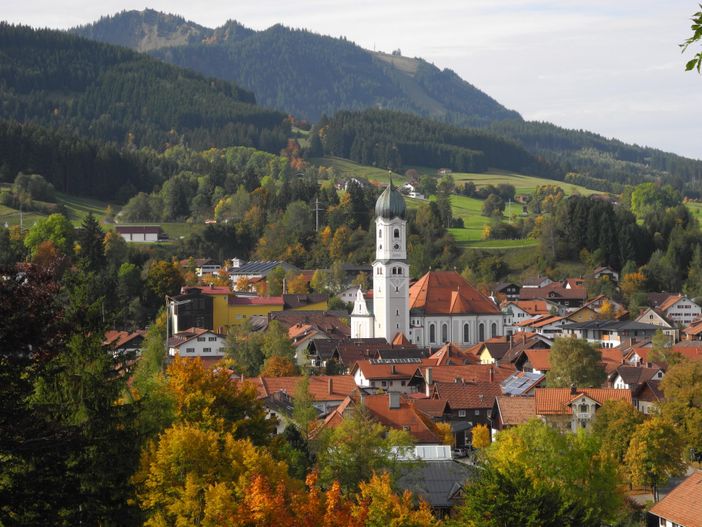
313, 197, 324, 232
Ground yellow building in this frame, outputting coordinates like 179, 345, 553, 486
172, 286, 328, 333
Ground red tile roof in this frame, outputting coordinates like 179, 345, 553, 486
362, 394, 442, 444
245, 375, 357, 402
352, 360, 423, 380
103, 329, 145, 348
409, 271, 500, 315
422, 364, 516, 384
658, 294, 684, 313
524, 349, 551, 371
427, 343, 479, 366
519, 282, 587, 301
535, 388, 632, 415
392, 332, 411, 345
649, 471, 702, 527
507, 300, 554, 315
432, 381, 503, 409
494, 395, 536, 426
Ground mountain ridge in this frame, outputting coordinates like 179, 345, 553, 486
71, 9, 521, 126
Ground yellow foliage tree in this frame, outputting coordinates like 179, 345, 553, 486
471, 423, 490, 449
435, 422, 454, 446
352, 472, 438, 527
260, 355, 298, 377
133, 424, 290, 527
287, 273, 310, 294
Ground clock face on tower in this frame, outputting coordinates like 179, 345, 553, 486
393, 243, 400, 250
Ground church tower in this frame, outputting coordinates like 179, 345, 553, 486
372, 181, 409, 342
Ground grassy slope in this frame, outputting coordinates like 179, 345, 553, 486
0, 190, 202, 241
312, 156, 598, 249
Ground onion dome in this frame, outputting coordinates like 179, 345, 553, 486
374, 180, 406, 220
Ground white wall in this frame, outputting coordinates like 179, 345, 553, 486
170, 332, 226, 357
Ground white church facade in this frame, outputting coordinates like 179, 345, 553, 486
351, 183, 504, 346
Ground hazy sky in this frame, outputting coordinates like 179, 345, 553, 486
4, 0, 702, 159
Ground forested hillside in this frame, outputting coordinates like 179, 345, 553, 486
72, 10, 521, 125
71, 10, 702, 193
0, 23, 289, 152
313, 110, 554, 177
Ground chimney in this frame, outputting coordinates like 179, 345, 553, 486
328, 377, 333, 395
389, 391, 400, 409
489, 366, 494, 383
570, 383, 577, 395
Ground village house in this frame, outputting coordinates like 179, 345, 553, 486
228, 259, 299, 289
490, 395, 537, 435
648, 471, 702, 527
493, 282, 521, 301
647, 293, 702, 326
115, 225, 166, 243
560, 320, 660, 348
636, 307, 679, 341
500, 370, 545, 395
167, 327, 226, 364
351, 358, 424, 393
169, 285, 328, 333
534, 386, 633, 432
518, 279, 588, 310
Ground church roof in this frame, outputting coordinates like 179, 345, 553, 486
409, 271, 500, 315
375, 181, 406, 220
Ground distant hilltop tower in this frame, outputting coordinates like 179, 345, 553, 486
351, 181, 409, 342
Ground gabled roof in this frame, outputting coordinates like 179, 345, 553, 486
421, 364, 516, 385
649, 471, 702, 527
168, 327, 222, 347
392, 332, 411, 346
432, 381, 503, 410
658, 294, 685, 312
494, 395, 536, 425
504, 300, 555, 315
427, 343, 479, 366
282, 294, 328, 309
409, 271, 500, 315
683, 318, 702, 336
363, 394, 442, 443
352, 359, 423, 380
615, 365, 662, 386
397, 460, 475, 509
535, 388, 632, 415
519, 281, 587, 301
412, 397, 451, 418
638, 380, 664, 403
523, 349, 551, 371
229, 260, 298, 275
103, 329, 146, 348
245, 375, 357, 402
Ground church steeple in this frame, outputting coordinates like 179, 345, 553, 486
372, 182, 409, 343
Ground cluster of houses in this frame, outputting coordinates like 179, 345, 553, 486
103, 184, 702, 519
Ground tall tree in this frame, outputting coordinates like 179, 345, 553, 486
76, 212, 106, 271
546, 338, 606, 388
624, 417, 686, 501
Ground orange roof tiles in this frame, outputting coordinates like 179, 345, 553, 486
535, 388, 632, 415
432, 381, 503, 409
422, 364, 516, 384
362, 394, 442, 444
509, 300, 553, 315
649, 471, 702, 527
658, 294, 684, 313
427, 343, 479, 366
494, 395, 536, 426
524, 349, 551, 371
409, 271, 500, 315
392, 332, 411, 345
246, 375, 357, 402
352, 360, 421, 380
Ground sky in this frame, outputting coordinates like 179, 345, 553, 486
3, 0, 701, 159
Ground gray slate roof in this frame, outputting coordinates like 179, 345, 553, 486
397, 461, 475, 509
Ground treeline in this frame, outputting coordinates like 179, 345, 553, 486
0, 23, 289, 152
313, 109, 553, 175
490, 120, 702, 193
0, 120, 167, 199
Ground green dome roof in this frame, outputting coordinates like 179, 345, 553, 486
375, 181, 406, 220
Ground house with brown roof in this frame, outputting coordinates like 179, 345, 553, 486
115, 225, 166, 243
648, 471, 702, 527
534, 386, 633, 432
682, 317, 702, 340
430, 381, 503, 447
103, 329, 146, 354
490, 395, 536, 433
518, 279, 588, 310
649, 293, 702, 327
611, 365, 664, 412
426, 342, 479, 366
352, 358, 425, 393
243, 375, 357, 414
167, 327, 226, 361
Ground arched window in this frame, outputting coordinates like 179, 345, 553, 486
491, 323, 497, 338
463, 323, 470, 343
441, 323, 448, 342
393, 228, 400, 238
429, 324, 436, 343
479, 323, 485, 342
378, 229, 382, 238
